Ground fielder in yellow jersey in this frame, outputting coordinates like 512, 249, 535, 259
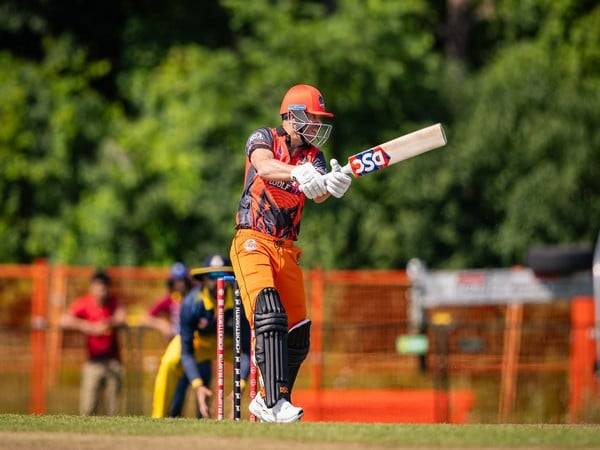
151, 256, 250, 418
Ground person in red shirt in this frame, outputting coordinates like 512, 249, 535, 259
60, 270, 127, 415
143, 262, 192, 339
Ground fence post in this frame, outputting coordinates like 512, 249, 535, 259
30, 259, 49, 414
47, 264, 68, 387
569, 296, 595, 422
309, 269, 325, 420
498, 303, 523, 422
431, 312, 452, 423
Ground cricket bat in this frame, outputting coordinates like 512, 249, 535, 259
340, 124, 447, 177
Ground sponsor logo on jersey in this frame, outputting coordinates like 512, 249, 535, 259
268, 179, 301, 194
243, 239, 258, 252
246, 131, 270, 154
348, 146, 391, 176
249, 131, 262, 141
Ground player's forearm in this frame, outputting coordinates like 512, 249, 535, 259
60, 315, 90, 333
179, 313, 202, 382
111, 307, 127, 327
142, 315, 169, 332
181, 352, 202, 384
254, 158, 294, 181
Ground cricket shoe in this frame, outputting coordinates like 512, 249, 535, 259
249, 393, 303, 423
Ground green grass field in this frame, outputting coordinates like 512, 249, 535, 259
1, 415, 600, 449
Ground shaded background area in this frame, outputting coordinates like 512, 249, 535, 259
1, 0, 598, 269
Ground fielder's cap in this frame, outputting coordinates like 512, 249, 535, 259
280, 84, 334, 118
190, 254, 234, 280
169, 262, 189, 280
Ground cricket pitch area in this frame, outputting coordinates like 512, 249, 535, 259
2, 415, 600, 450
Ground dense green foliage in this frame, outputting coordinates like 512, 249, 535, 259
1, 0, 598, 268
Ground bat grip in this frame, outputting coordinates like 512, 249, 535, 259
340, 164, 353, 176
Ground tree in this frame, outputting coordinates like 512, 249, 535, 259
1, 1, 598, 269
71, 46, 246, 265
0, 37, 113, 262
64, 0, 444, 267
438, 5, 600, 267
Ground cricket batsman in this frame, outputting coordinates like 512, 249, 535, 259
230, 84, 352, 422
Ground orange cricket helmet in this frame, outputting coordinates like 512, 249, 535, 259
279, 84, 334, 118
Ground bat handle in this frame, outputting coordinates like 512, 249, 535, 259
340, 163, 353, 176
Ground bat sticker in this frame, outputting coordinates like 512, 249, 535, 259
348, 146, 391, 177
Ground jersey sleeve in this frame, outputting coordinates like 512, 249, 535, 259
312, 150, 327, 175
179, 295, 202, 383
245, 128, 274, 158
148, 296, 170, 317
69, 299, 86, 319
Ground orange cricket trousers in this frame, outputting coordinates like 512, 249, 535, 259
230, 229, 306, 330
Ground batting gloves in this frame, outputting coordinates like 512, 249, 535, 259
291, 163, 327, 199
325, 159, 352, 198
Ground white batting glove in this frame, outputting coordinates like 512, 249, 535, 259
291, 163, 327, 199
303, 176, 328, 199
325, 159, 352, 198
291, 163, 320, 184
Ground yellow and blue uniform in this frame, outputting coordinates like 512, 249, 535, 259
151, 285, 250, 418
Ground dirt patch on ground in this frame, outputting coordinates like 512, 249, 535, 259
0, 432, 396, 450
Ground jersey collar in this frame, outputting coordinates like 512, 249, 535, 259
277, 125, 309, 150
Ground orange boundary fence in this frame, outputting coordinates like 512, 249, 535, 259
0, 262, 596, 421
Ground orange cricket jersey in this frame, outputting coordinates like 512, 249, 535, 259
235, 126, 326, 241
231, 126, 325, 327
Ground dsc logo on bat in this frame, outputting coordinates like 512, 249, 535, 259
348, 147, 391, 177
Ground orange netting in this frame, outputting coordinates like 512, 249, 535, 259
0, 263, 596, 423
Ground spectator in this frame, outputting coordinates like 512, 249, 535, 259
60, 270, 127, 416
143, 262, 192, 339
